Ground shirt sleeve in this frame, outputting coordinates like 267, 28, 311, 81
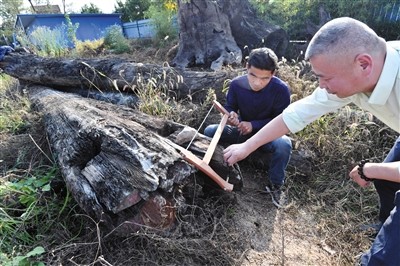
282, 88, 352, 133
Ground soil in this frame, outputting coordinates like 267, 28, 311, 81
223, 167, 335, 266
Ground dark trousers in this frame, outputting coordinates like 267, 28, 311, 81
374, 136, 400, 223
361, 136, 400, 265
361, 191, 400, 265
204, 124, 292, 186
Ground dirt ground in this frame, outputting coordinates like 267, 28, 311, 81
221, 166, 337, 266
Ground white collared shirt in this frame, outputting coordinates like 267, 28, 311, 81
282, 41, 400, 134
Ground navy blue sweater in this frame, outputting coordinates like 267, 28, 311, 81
225, 75, 291, 132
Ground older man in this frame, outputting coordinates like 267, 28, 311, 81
223, 17, 399, 265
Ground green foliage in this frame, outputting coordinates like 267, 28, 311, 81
14, 15, 78, 57
136, 81, 177, 118
1, 246, 45, 266
20, 25, 69, 57
80, 3, 102, 14
250, 0, 317, 40
320, 0, 400, 40
103, 25, 131, 54
64, 14, 79, 46
115, 0, 151, 22
0, 0, 24, 45
145, 2, 178, 45
132, 66, 183, 121
250, 0, 400, 41
0, 164, 68, 265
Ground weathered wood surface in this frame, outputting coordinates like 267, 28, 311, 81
27, 85, 242, 232
0, 53, 241, 103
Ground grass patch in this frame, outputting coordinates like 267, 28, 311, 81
0, 164, 76, 265
0, 75, 30, 134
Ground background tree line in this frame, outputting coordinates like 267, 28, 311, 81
0, 0, 399, 53
250, 0, 400, 41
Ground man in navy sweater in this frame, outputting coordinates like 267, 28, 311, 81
204, 47, 292, 207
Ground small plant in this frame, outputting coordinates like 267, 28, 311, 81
103, 25, 131, 54
145, 0, 178, 45
135, 77, 178, 119
74, 39, 105, 57
15, 14, 79, 58
16, 25, 69, 57
64, 14, 79, 46
1, 246, 45, 266
0, 164, 73, 265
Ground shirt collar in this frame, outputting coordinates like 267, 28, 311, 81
369, 43, 400, 105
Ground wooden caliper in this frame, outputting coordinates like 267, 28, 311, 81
167, 100, 234, 192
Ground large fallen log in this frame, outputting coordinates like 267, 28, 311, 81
26, 85, 242, 233
1, 52, 312, 234
0, 53, 241, 103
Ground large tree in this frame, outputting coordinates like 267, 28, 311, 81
172, 0, 289, 70
115, 0, 151, 22
80, 3, 102, 14
0, 0, 24, 45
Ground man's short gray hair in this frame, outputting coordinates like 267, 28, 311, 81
305, 17, 385, 60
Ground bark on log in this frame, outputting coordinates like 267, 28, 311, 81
26, 85, 242, 232
0, 53, 241, 103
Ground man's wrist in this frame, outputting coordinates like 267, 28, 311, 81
358, 159, 375, 182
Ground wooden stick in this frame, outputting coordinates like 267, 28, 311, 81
165, 140, 233, 191
213, 100, 229, 115
179, 148, 233, 192
202, 113, 228, 164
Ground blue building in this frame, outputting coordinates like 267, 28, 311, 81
15, 13, 122, 46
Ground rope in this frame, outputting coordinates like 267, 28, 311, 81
186, 103, 215, 150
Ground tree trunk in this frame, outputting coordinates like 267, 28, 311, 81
0, 53, 241, 103
222, 0, 289, 59
172, 0, 289, 70
27, 85, 242, 233
290, 5, 331, 59
172, 0, 242, 71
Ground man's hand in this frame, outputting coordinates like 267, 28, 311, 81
223, 143, 251, 166
227, 111, 239, 126
349, 165, 371, 187
237, 121, 252, 135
